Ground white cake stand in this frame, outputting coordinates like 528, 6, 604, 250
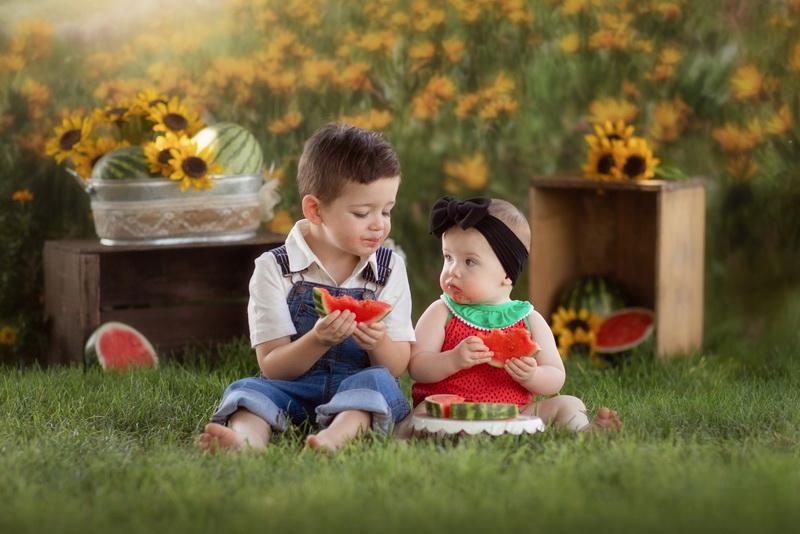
411, 414, 545, 436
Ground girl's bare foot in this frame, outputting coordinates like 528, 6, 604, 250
584, 407, 621, 432
305, 432, 339, 453
196, 422, 248, 453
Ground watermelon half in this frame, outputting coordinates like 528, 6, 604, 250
595, 308, 655, 354
477, 327, 541, 368
424, 394, 465, 418
84, 322, 158, 371
312, 287, 392, 323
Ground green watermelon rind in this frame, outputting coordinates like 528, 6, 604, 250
558, 275, 629, 318
91, 146, 157, 181
312, 287, 392, 323
424, 394, 466, 418
594, 307, 655, 354
192, 122, 264, 176
84, 321, 158, 370
448, 402, 520, 421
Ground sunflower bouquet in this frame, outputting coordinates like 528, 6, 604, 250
550, 306, 604, 363
582, 120, 660, 182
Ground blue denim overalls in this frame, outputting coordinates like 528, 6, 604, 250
211, 246, 410, 434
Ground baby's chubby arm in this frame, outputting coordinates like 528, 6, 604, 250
255, 310, 359, 380
509, 310, 565, 395
408, 300, 493, 383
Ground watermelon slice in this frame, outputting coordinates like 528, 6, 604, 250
448, 402, 519, 421
84, 322, 158, 371
477, 327, 541, 368
312, 287, 392, 323
424, 394, 466, 418
595, 308, 655, 354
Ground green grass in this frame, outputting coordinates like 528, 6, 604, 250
2, 338, 799, 534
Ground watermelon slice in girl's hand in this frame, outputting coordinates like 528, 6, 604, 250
312, 287, 392, 323
477, 327, 541, 368
84, 322, 158, 371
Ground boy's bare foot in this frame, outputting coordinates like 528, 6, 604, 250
305, 432, 339, 453
197, 422, 248, 453
584, 407, 621, 432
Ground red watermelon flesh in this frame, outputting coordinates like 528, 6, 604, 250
313, 287, 392, 323
595, 308, 654, 354
85, 322, 158, 371
424, 394, 466, 418
477, 327, 541, 368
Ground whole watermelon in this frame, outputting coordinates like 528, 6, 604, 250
91, 146, 154, 180
192, 122, 264, 176
557, 275, 628, 318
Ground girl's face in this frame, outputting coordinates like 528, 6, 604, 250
317, 176, 399, 257
439, 226, 512, 305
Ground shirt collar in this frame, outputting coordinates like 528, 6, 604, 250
285, 219, 380, 282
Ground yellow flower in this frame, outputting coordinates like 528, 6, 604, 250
411, 76, 456, 120
712, 123, 762, 153
764, 105, 792, 136
725, 154, 757, 180
559, 33, 580, 54
582, 137, 623, 181
659, 47, 683, 65
427, 75, 456, 99
586, 120, 635, 145
149, 97, 204, 137
443, 153, 489, 190
617, 138, 660, 180
442, 38, 465, 62
302, 59, 337, 90
731, 64, 763, 100
0, 326, 18, 346
408, 41, 436, 69
390, 12, 410, 28
72, 137, 130, 179
499, 0, 534, 25
450, 0, 482, 23
11, 189, 33, 203
269, 209, 294, 234
144, 133, 189, 176
588, 98, 638, 125
92, 100, 135, 126
0, 53, 25, 73
20, 79, 50, 120
46, 114, 93, 164
411, 2, 445, 32
358, 31, 396, 54
550, 307, 602, 359
168, 140, 223, 192
649, 97, 691, 143
561, 0, 586, 16
790, 43, 800, 72
269, 111, 304, 135
335, 62, 373, 91
589, 30, 631, 50
133, 88, 169, 115
455, 93, 481, 118
341, 109, 392, 130
654, 2, 683, 18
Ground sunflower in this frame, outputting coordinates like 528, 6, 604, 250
618, 137, 660, 180
71, 137, 129, 179
133, 88, 169, 114
92, 100, 134, 126
149, 97, 204, 137
144, 132, 190, 176
582, 137, 623, 181
168, 140, 222, 191
46, 114, 93, 163
550, 307, 602, 359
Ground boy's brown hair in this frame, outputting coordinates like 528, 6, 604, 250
297, 123, 401, 203
488, 199, 531, 252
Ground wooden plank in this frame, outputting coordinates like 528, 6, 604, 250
100, 301, 249, 352
46, 233, 283, 254
655, 185, 705, 357
531, 175, 705, 192
612, 191, 657, 308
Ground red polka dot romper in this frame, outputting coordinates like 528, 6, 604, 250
411, 300, 536, 407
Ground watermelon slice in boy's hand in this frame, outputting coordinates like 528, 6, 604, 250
477, 327, 541, 368
312, 287, 392, 323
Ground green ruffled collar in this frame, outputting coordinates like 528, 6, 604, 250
441, 293, 532, 330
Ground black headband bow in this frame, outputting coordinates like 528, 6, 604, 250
428, 196, 491, 237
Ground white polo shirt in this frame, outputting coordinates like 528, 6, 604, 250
248, 219, 416, 347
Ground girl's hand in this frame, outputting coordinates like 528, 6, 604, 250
505, 356, 538, 383
313, 310, 357, 347
452, 336, 494, 370
353, 321, 387, 351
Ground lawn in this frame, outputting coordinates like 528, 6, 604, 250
2, 331, 799, 534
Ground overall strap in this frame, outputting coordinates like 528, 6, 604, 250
361, 246, 393, 287
270, 245, 296, 277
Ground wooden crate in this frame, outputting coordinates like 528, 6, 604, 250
43, 234, 283, 365
529, 176, 705, 357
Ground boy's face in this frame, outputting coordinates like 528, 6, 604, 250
317, 176, 400, 257
440, 226, 511, 305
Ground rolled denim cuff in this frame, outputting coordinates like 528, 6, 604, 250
210, 389, 289, 432
315, 388, 393, 435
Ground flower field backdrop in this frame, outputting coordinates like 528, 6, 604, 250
1, 0, 799, 363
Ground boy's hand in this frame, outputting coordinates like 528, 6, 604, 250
505, 356, 538, 383
353, 321, 387, 351
452, 336, 494, 370
313, 310, 357, 347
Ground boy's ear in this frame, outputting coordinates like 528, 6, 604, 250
301, 194, 323, 224
502, 277, 513, 287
